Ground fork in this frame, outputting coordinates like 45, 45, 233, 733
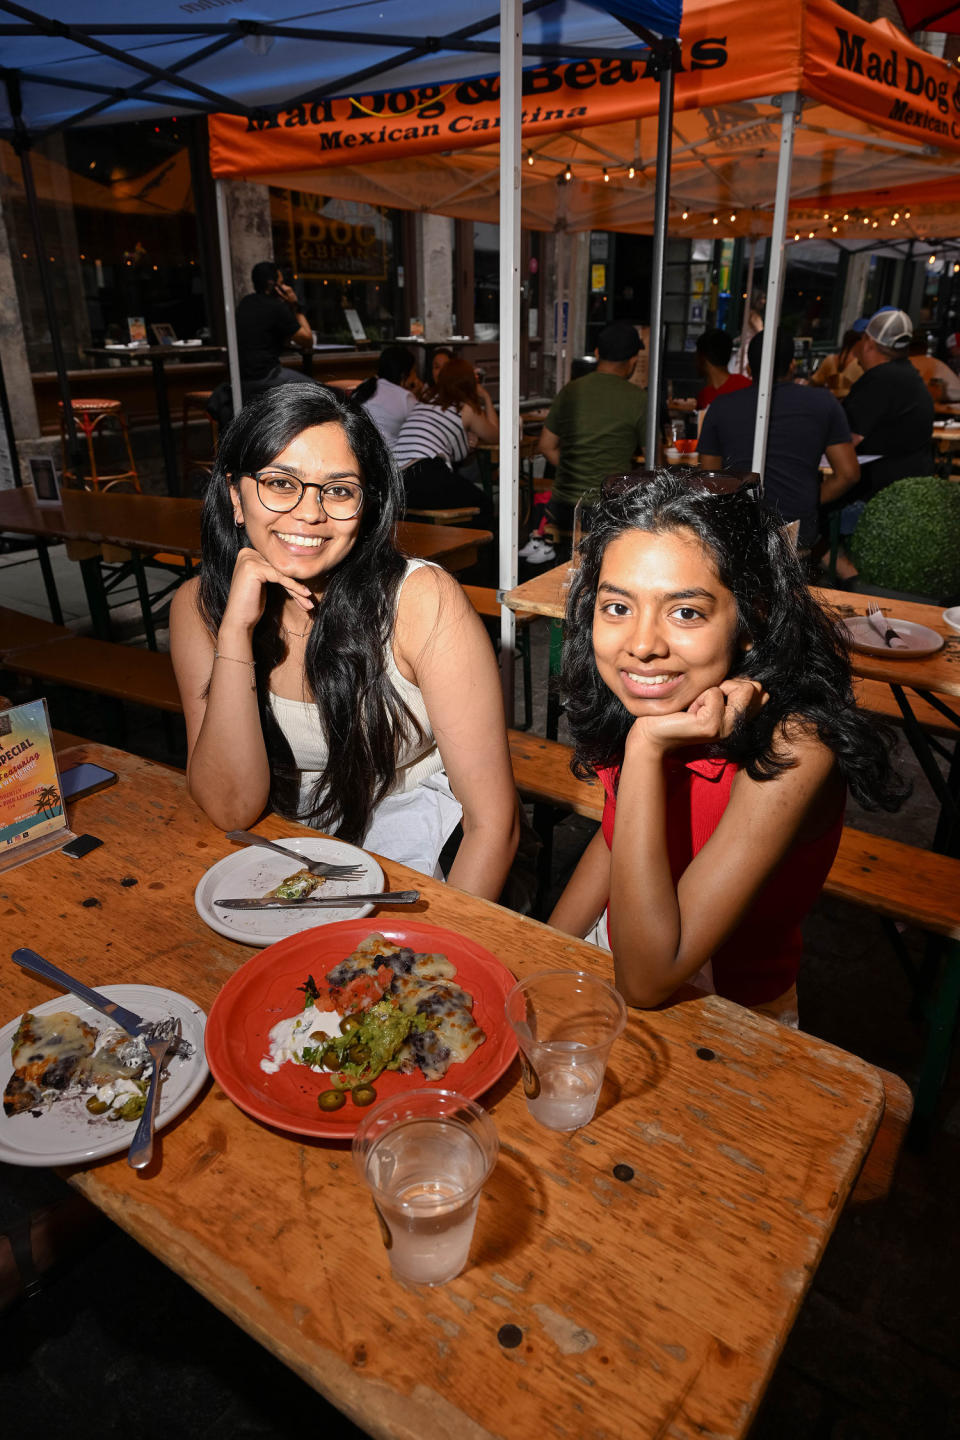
128, 1020, 181, 1170
225, 830, 366, 879
865, 601, 907, 649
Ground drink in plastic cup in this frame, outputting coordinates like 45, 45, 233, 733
352, 1089, 499, 1286
505, 971, 627, 1131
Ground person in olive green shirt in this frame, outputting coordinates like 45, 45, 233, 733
536, 321, 647, 554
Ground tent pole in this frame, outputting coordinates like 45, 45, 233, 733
498, 0, 522, 718
739, 236, 756, 371
751, 93, 799, 481
214, 179, 243, 414
645, 51, 675, 468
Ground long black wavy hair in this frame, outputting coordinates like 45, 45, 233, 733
196, 384, 420, 841
562, 472, 905, 810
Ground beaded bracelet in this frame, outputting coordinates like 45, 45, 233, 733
213, 649, 256, 691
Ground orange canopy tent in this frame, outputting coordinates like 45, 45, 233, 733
209, 0, 960, 242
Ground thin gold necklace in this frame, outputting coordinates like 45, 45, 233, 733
281, 618, 313, 639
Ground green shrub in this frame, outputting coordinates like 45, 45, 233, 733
849, 474, 960, 601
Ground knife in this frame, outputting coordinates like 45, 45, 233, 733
13, 947, 146, 1038
214, 889, 420, 910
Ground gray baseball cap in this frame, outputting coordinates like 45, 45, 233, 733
865, 308, 913, 351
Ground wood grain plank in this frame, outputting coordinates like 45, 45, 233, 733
0, 743, 884, 1440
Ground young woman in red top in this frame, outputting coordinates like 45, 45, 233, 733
549, 472, 902, 1023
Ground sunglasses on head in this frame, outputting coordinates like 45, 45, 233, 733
600, 468, 761, 500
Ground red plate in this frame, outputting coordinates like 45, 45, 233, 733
205, 920, 518, 1139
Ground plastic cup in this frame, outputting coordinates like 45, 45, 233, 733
352, 1089, 499, 1286
505, 971, 627, 1132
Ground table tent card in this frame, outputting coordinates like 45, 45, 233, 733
0, 699, 74, 872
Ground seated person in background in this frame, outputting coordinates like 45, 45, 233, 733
169, 384, 518, 895
699, 327, 859, 554
694, 328, 752, 410
907, 331, 960, 406
392, 358, 498, 527
236, 261, 313, 400
548, 473, 902, 1025
354, 346, 419, 448
843, 309, 934, 497
538, 320, 648, 543
423, 346, 453, 400
809, 326, 864, 400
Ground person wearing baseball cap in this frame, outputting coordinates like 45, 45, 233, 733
843, 308, 934, 497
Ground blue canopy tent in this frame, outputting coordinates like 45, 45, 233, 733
0, 0, 682, 703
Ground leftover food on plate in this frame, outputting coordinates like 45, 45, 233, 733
264, 868, 325, 901
261, 932, 486, 1110
3, 1009, 189, 1123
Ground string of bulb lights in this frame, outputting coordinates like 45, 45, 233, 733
524, 154, 948, 252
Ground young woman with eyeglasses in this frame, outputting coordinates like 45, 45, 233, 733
170, 385, 518, 897
548, 472, 903, 1023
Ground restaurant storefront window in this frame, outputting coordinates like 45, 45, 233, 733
1, 116, 208, 370
269, 189, 401, 345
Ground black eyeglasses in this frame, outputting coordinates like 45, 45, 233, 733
244, 470, 364, 519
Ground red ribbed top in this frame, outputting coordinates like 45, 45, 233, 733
598, 752, 844, 1008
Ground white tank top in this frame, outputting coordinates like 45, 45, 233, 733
265, 558, 444, 806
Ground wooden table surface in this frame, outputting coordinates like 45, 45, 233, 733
0, 739, 886, 1440
502, 566, 960, 699
0, 489, 491, 575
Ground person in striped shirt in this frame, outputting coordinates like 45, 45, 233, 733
393, 358, 497, 529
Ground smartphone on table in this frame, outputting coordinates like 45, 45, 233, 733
60, 763, 119, 801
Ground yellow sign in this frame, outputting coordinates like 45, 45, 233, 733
0, 699, 69, 870
591, 264, 606, 292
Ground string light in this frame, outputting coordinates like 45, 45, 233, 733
831, 225, 838, 233
842, 213, 849, 221
891, 218, 897, 226
564, 163, 572, 182
794, 232, 800, 241
893, 211, 900, 220
905, 210, 911, 218
823, 212, 829, 220
954, 263, 960, 274
730, 213, 736, 222
526, 151, 534, 166
872, 221, 879, 229
681, 210, 689, 219
712, 215, 718, 225
863, 217, 870, 225
808, 231, 814, 238
628, 165, 635, 179
603, 168, 609, 183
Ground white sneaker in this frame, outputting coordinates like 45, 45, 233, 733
518, 535, 545, 559
523, 537, 556, 564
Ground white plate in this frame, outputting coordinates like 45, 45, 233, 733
194, 836, 385, 947
841, 615, 945, 658
0, 985, 208, 1168
943, 606, 960, 635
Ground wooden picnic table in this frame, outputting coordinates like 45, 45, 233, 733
503, 568, 960, 851
0, 737, 887, 1440
0, 488, 492, 638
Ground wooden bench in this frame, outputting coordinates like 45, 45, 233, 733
3, 635, 181, 712
506, 727, 960, 1144
0, 607, 74, 655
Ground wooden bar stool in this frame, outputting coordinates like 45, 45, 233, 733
181, 390, 218, 487
59, 398, 140, 492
